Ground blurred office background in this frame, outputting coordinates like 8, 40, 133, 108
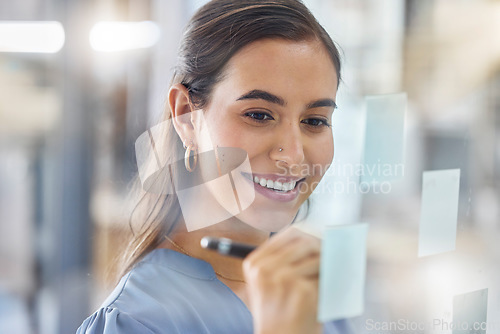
1, 0, 499, 333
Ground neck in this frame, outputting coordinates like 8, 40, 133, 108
158, 216, 270, 282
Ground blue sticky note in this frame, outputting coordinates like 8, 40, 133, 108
318, 223, 368, 322
361, 93, 406, 183
452, 289, 488, 334
418, 169, 460, 257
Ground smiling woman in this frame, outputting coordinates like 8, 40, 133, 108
181, 38, 338, 231
77, 1, 352, 334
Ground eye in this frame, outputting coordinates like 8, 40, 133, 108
301, 117, 331, 128
244, 111, 274, 123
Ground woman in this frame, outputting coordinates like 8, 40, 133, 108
78, 1, 353, 333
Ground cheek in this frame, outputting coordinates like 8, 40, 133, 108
194, 109, 239, 152
206, 122, 260, 157
327, 136, 335, 165
310, 136, 334, 178
204, 115, 239, 146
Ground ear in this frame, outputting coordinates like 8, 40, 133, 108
169, 83, 195, 147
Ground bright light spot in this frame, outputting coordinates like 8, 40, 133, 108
421, 257, 463, 316
89, 21, 160, 52
425, 260, 458, 299
0, 21, 65, 53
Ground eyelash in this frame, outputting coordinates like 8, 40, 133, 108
302, 118, 332, 128
244, 111, 331, 128
244, 111, 273, 122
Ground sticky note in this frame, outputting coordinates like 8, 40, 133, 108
361, 93, 406, 183
452, 289, 488, 334
318, 223, 368, 322
418, 169, 460, 257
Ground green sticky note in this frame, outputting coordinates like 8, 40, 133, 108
452, 289, 488, 334
318, 223, 368, 322
361, 93, 406, 184
418, 169, 460, 257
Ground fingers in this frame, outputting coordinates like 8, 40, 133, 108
270, 255, 320, 281
243, 227, 321, 283
243, 227, 322, 334
248, 227, 320, 265
288, 255, 320, 278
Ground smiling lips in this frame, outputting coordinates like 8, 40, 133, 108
253, 175, 297, 192
241, 172, 305, 202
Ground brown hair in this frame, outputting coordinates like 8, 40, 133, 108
117, 0, 342, 280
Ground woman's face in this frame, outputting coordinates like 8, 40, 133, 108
194, 38, 338, 232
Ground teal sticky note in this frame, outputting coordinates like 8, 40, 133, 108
452, 289, 488, 334
361, 93, 406, 183
318, 223, 368, 322
418, 169, 460, 257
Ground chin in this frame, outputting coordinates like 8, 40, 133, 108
235, 207, 298, 233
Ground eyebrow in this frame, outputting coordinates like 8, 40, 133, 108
237, 90, 285, 106
307, 99, 337, 110
236, 89, 337, 110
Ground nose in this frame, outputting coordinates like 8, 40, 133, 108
270, 122, 305, 169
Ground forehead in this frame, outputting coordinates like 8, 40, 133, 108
214, 38, 338, 102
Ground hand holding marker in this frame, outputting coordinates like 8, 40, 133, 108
201, 237, 256, 258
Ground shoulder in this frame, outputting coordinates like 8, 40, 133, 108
76, 307, 157, 334
323, 318, 358, 334
77, 251, 185, 334
101, 249, 218, 314
77, 249, 253, 334
78, 249, 253, 334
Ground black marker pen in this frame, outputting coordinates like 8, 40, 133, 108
200, 237, 256, 258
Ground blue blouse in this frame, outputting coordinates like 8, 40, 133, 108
77, 249, 354, 333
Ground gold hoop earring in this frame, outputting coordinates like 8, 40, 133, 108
185, 143, 198, 172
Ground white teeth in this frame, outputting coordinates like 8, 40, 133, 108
283, 183, 290, 191
252, 176, 298, 192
